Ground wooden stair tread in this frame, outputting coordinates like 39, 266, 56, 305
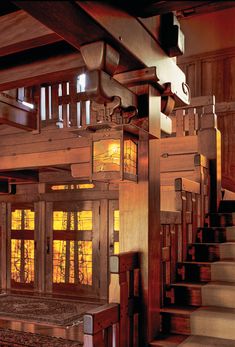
178, 261, 213, 265
170, 283, 204, 288
160, 306, 197, 315
179, 335, 235, 346
150, 334, 187, 346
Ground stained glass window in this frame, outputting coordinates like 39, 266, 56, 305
11, 209, 35, 284
11, 240, 34, 283
11, 209, 34, 230
53, 211, 93, 285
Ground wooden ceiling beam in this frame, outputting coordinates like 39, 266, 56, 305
0, 10, 61, 57
14, 1, 189, 104
0, 51, 85, 91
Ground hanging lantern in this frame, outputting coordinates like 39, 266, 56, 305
91, 126, 138, 182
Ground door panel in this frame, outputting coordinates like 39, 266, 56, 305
10, 206, 35, 290
52, 201, 100, 298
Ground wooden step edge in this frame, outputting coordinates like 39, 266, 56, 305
178, 261, 213, 265
170, 282, 204, 288
189, 242, 222, 246
160, 306, 197, 315
149, 334, 187, 346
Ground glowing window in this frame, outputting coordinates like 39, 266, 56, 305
51, 184, 95, 191
11, 209, 34, 230
53, 210, 93, 285
53, 211, 92, 230
11, 239, 34, 283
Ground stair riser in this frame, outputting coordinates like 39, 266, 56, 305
187, 244, 220, 262
195, 228, 226, 243
161, 313, 190, 335
165, 287, 201, 307
219, 201, 235, 213
210, 213, 235, 227
177, 264, 211, 283
202, 286, 235, 309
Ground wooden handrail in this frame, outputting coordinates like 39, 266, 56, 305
84, 303, 119, 347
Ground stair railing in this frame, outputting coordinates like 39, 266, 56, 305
83, 251, 140, 347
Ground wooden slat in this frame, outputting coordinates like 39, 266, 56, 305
161, 154, 196, 172
160, 211, 181, 225
160, 136, 198, 155
0, 10, 61, 57
0, 147, 90, 170
175, 178, 200, 194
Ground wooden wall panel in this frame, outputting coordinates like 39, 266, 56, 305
178, 47, 235, 191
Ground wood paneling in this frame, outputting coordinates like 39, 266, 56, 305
178, 47, 235, 191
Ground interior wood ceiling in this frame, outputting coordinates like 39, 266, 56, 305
1, 1, 235, 18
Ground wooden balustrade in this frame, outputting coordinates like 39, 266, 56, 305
160, 176, 207, 304
84, 251, 140, 347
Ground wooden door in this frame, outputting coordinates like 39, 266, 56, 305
52, 201, 100, 298
10, 204, 35, 291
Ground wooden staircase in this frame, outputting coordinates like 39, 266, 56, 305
151, 200, 235, 346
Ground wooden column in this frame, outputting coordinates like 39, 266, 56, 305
45, 201, 53, 294
0, 203, 7, 291
119, 85, 160, 344
34, 190, 46, 293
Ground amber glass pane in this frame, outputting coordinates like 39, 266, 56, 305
11, 239, 34, 283
53, 240, 92, 285
53, 240, 66, 283
124, 139, 137, 175
11, 209, 34, 230
51, 184, 94, 190
114, 210, 120, 231
53, 210, 93, 285
53, 211, 92, 231
93, 139, 120, 172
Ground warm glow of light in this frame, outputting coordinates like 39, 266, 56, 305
93, 139, 121, 172
53, 210, 93, 285
124, 139, 137, 175
51, 184, 94, 191
11, 209, 35, 284
11, 209, 34, 230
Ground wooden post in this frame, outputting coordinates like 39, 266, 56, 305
119, 85, 160, 344
198, 104, 222, 212
0, 203, 7, 292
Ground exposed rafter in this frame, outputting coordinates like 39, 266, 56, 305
13, 0, 189, 104
0, 10, 61, 57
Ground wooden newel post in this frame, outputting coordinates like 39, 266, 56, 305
110, 252, 140, 347
198, 100, 222, 212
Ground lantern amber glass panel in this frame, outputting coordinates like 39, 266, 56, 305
93, 139, 121, 173
92, 133, 137, 181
